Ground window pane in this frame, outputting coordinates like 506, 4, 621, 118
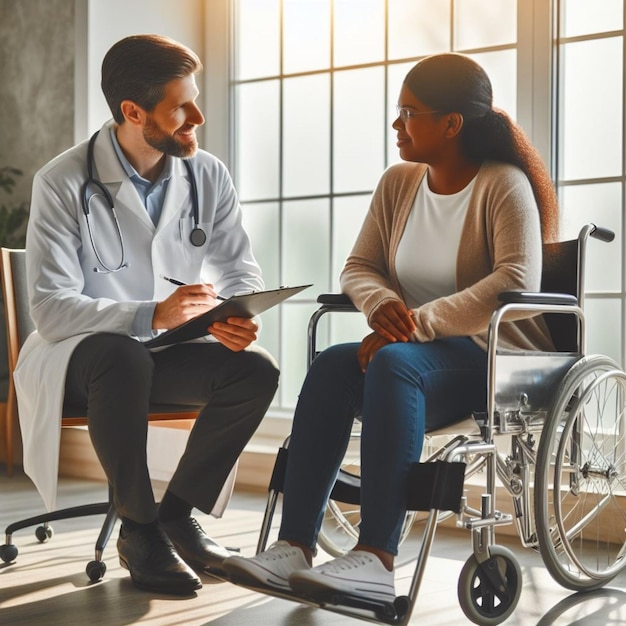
560, 38, 623, 180
331, 311, 371, 346
283, 198, 330, 293
241, 201, 280, 289
332, 195, 370, 291
387, 62, 415, 166
585, 299, 622, 365
334, 0, 385, 67
235, 0, 280, 79
468, 50, 517, 120
283, 74, 331, 197
235, 81, 280, 201
561, 0, 624, 38
454, 0, 516, 50
388, 0, 450, 60
281, 302, 319, 407
257, 307, 279, 373
283, 0, 331, 74
333, 68, 385, 193
560, 184, 622, 292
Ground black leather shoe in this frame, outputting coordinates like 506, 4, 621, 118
161, 516, 232, 575
117, 523, 202, 595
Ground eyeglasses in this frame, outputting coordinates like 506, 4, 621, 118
395, 105, 440, 123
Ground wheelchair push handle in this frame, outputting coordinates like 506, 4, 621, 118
590, 224, 614, 243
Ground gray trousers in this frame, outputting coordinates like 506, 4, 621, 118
64, 333, 279, 523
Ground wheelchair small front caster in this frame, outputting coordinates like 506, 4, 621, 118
35, 525, 53, 543
86, 559, 107, 582
0, 543, 18, 563
457, 545, 522, 625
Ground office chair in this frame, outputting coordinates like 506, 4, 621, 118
0, 248, 202, 581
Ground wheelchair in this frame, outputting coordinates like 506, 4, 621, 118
249, 223, 626, 625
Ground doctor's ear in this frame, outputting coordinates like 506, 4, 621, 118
119, 100, 145, 127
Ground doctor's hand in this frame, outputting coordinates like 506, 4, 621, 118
153, 283, 220, 330
357, 331, 391, 372
209, 317, 258, 352
368, 299, 416, 343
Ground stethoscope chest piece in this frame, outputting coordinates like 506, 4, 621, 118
190, 227, 207, 247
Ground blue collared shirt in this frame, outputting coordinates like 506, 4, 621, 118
109, 127, 173, 226
109, 127, 173, 337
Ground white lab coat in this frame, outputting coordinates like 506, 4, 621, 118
14, 120, 264, 513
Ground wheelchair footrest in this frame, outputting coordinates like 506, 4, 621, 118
406, 460, 466, 513
225, 570, 410, 625
315, 591, 410, 623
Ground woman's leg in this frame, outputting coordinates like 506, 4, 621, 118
278, 342, 364, 551
358, 337, 488, 556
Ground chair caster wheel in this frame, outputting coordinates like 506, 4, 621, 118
86, 560, 107, 582
35, 525, 53, 543
0, 543, 18, 563
458, 545, 522, 625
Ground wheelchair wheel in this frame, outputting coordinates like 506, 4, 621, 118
535, 354, 626, 591
457, 545, 522, 625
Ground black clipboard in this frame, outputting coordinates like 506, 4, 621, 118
144, 284, 312, 349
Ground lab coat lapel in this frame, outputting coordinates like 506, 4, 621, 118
155, 159, 190, 238
93, 121, 155, 231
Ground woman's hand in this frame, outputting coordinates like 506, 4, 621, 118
209, 317, 259, 352
369, 299, 416, 343
357, 331, 391, 372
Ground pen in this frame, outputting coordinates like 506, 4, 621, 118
160, 275, 227, 300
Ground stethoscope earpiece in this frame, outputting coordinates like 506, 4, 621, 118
83, 131, 207, 274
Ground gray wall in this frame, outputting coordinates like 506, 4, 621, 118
0, 0, 75, 200
0, 0, 75, 414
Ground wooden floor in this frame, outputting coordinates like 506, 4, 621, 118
1, 469, 626, 626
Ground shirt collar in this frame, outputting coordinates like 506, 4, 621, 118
109, 126, 174, 188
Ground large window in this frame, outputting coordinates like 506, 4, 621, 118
232, 0, 526, 410
555, 0, 625, 365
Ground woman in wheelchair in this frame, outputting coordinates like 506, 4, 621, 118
224, 52, 559, 604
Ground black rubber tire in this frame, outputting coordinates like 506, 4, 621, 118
457, 545, 522, 625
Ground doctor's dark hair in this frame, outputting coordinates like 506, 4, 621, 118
101, 34, 202, 125
404, 53, 559, 242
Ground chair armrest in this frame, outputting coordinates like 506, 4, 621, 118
498, 291, 578, 307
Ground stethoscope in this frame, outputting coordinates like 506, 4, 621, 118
82, 130, 207, 273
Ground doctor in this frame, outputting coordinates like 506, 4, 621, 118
15, 34, 279, 595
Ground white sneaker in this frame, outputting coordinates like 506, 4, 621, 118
288, 550, 396, 603
222, 540, 310, 592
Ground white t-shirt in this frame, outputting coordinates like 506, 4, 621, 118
395, 174, 476, 308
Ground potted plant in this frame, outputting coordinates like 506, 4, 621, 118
0, 167, 29, 248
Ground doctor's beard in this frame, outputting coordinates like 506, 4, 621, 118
143, 115, 198, 158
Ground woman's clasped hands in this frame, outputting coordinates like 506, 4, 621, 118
357, 299, 416, 372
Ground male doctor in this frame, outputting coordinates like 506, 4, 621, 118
15, 34, 279, 595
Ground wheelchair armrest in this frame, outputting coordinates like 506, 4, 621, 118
498, 291, 578, 307
316, 293, 356, 307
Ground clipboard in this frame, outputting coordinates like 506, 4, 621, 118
144, 284, 312, 349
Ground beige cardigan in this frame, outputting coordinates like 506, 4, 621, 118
340, 161, 554, 352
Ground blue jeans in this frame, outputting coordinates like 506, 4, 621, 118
278, 337, 488, 555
